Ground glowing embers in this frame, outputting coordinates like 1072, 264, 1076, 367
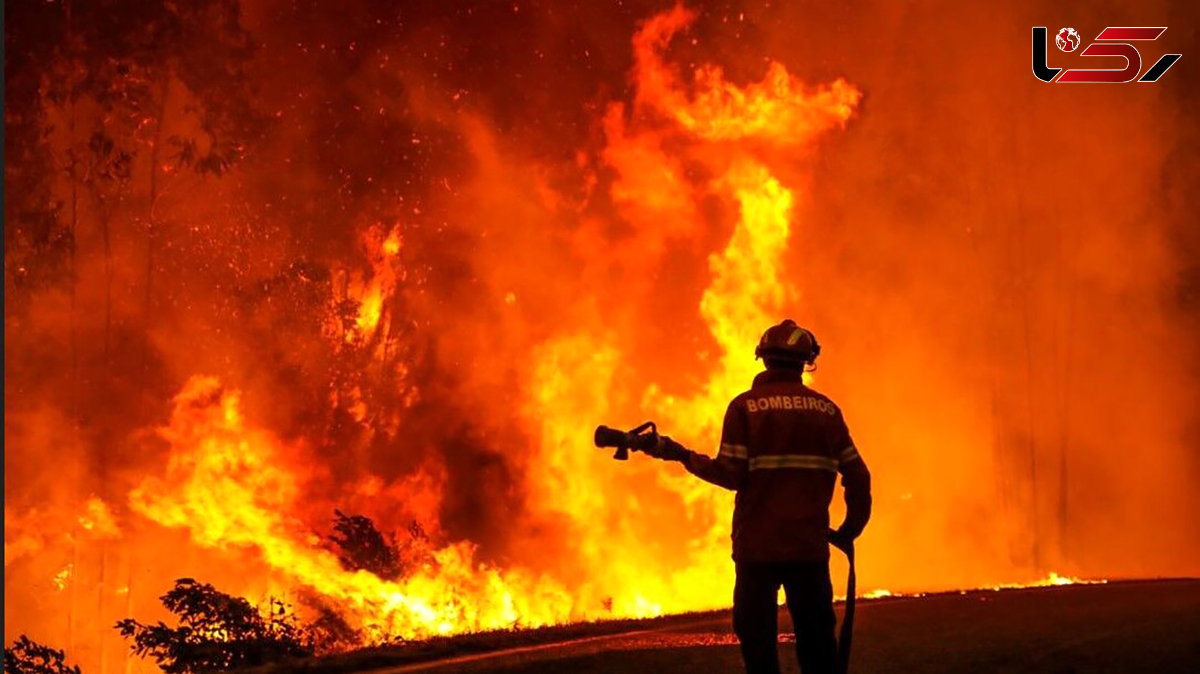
986, 572, 1106, 591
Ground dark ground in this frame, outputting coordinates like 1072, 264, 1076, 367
255, 579, 1200, 673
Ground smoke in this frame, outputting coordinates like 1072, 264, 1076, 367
748, 0, 1200, 583
5, 0, 1198, 671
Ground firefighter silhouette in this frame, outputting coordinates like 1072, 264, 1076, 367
643, 320, 872, 674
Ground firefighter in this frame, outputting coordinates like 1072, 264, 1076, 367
643, 319, 872, 674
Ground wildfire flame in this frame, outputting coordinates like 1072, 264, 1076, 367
5, 4, 1192, 673
118, 5, 863, 640
517, 4, 861, 620
130, 376, 573, 639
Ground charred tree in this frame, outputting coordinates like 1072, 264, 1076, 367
328, 510, 403, 580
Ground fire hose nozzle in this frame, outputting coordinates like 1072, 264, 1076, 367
593, 421, 658, 461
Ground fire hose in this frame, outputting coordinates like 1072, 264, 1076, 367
834, 539, 856, 674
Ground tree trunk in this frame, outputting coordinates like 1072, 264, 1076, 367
139, 74, 170, 402
101, 202, 112, 365
66, 0, 80, 448
65, 0, 81, 652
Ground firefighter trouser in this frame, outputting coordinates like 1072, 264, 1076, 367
733, 560, 838, 674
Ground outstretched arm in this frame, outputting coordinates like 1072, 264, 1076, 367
643, 434, 747, 491
682, 444, 748, 491
644, 399, 748, 490
661, 399, 748, 491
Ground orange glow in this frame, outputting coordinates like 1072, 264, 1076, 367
632, 6, 859, 144
518, 8, 856, 617
4, 3, 1197, 672
987, 572, 1105, 591
53, 565, 73, 592
852, 572, 1105, 602
77, 498, 120, 538
120, 6, 864, 637
346, 225, 403, 339
131, 376, 575, 639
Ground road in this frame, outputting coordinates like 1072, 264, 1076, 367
279, 579, 1200, 674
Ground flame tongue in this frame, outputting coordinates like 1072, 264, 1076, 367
126, 8, 862, 641
130, 377, 574, 639
633, 5, 860, 143
19, 3, 867, 648
519, 6, 861, 620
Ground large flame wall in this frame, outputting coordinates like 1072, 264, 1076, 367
5, 1, 1199, 672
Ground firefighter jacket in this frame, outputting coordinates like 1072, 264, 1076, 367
684, 368, 872, 562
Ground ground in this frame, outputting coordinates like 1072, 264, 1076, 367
250, 579, 1200, 673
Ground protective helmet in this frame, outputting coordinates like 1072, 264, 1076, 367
754, 319, 820, 365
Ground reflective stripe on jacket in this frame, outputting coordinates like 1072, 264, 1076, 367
685, 368, 872, 562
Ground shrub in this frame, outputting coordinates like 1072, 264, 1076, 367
115, 578, 313, 673
3, 636, 81, 674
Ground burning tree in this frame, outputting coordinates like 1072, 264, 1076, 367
329, 509, 403, 580
328, 510, 434, 581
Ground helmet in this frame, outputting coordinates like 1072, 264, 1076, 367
754, 319, 820, 365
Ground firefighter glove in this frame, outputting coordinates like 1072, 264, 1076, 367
828, 527, 855, 554
643, 435, 690, 462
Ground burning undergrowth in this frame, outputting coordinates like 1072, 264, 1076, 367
130, 376, 573, 640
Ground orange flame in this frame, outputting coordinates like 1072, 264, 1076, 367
342, 224, 404, 342
130, 376, 575, 639
519, 5, 860, 619
8, 5, 1195, 673
123, 6, 864, 641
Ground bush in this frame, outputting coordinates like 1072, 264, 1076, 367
115, 578, 313, 673
3, 636, 81, 674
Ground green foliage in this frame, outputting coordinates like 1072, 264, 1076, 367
115, 578, 313, 673
3, 636, 81, 674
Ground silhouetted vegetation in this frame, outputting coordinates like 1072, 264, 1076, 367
115, 578, 313, 673
109, 514, 426, 672
3, 636, 81, 674
297, 596, 363, 654
328, 510, 403, 580
325, 510, 436, 582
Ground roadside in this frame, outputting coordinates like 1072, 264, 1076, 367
241, 579, 1200, 674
